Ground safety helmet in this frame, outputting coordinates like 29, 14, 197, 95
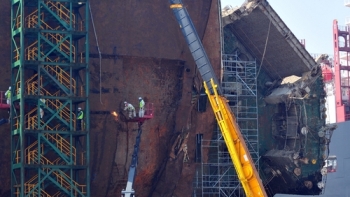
9, 86, 11, 90
78, 107, 82, 110
124, 101, 127, 104
139, 97, 142, 100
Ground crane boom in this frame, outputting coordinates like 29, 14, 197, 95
121, 123, 143, 197
169, 1, 267, 196
169, 1, 222, 95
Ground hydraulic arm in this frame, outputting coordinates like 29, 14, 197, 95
121, 123, 143, 197
169, 1, 267, 196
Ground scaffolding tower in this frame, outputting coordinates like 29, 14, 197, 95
200, 54, 259, 196
10, 0, 90, 196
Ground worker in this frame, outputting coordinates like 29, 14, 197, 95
39, 97, 46, 119
17, 87, 22, 107
77, 107, 84, 130
124, 101, 136, 118
5, 86, 11, 105
138, 97, 145, 117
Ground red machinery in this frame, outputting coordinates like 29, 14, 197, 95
322, 65, 333, 83
333, 19, 350, 122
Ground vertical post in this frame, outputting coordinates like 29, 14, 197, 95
333, 20, 345, 122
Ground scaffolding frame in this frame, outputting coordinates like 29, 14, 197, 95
10, 0, 90, 196
200, 54, 259, 197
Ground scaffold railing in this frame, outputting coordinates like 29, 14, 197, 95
199, 53, 259, 196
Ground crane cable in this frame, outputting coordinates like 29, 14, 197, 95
89, 2, 103, 104
257, 19, 272, 78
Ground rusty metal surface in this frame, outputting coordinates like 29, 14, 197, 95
88, 0, 211, 60
88, 0, 217, 196
0, 0, 218, 196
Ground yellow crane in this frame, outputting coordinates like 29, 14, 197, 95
169, 1, 267, 196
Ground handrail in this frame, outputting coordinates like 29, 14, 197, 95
24, 11, 76, 61
25, 175, 38, 185
27, 150, 85, 193
25, 1, 75, 29
25, 139, 43, 163
52, 191, 62, 197
46, 1, 76, 28
44, 133, 76, 164
24, 129, 76, 164
15, 14, 21, 29
26, 82, 76, 127
45, 65, 76, 94
15, 183, 52, 197
14, 150, 20, 164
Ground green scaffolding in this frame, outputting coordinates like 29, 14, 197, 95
10, 0, 90, 196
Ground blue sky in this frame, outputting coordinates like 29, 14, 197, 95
221, 0, 350, 55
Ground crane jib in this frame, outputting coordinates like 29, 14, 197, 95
169, 1, 222, 95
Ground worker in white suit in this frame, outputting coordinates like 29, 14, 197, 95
124, 101, 136, 118
39, 97, 46, 119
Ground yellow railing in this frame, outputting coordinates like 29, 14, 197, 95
26, 82, 76, 128
46, 1, 75, 28
26, 175, 39, 185
17, 0, 83, 31
23, 36, 75, 62
24, 66, 76, 95
52, 157, 66, 165
13, 107, 38, 131
14, 2, 77, 62
13, 106, 64, 131
16, 75, 43, 95
25, 140, 44, 164
23, 114, 76, 163
13, 47, 20, 61
47, 99, 76, 128
14, 150, 20, 164
44, 133, 76, 164
15, 14, 21, 29
23, 1, 75, 29
23, 15, 75, 61
22, 41, 40, 61
52, 191, 62, 197
43, 32, 75, 60
45, 65, 76, 94
14, 183, 53, 197
25, 133, 76, 165
26, 73, 42, 84
26, 44, 38, 60
27, 150, 85, 194
25, 121, 77, 165
27, 116, 53, 131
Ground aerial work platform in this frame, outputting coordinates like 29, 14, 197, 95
124, 103, 154, 123
121, 102, 154, 197
0, 91, 10, 110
